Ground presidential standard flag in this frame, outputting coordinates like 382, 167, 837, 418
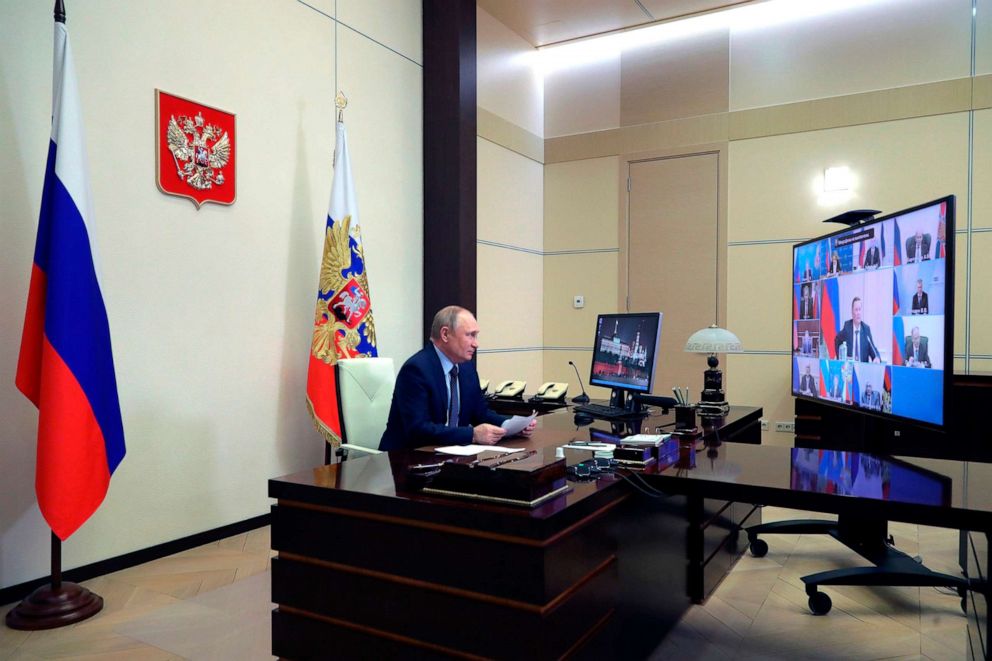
16, 16, 126, 541
306, 120, 378, 445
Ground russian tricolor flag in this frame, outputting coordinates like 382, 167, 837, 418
15, 18, 125, 541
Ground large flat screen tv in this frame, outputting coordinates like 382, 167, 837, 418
791, 196, 954, 428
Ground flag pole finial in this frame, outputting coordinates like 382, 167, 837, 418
54, 0, 66, 23
335, 91, 348, 123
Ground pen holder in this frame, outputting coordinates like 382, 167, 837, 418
674, 405, 697, 434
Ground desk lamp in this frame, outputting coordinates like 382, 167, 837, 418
684, 325, 743, 417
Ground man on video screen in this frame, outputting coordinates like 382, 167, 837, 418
905, 326, 931, 368
799, 284, 815, 320
835, 297, 879, 362
911, 279, 929, 315
799, 365, 816, 396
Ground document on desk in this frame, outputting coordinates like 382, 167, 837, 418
434, 445, 525, 456
501, 412, 537, 436
621, 434, 671, 446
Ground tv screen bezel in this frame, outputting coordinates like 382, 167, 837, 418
791, 195, 955, 431
588, 312, 663, 395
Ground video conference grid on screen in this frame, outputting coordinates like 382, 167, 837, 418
589, 313, 662, 393
791, 197, 952, 426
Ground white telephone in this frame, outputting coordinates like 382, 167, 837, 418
494, 380, 526, 398
533, 381, 568, 402
479, 378, 490, 394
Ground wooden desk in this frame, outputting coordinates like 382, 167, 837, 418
268, 405, 762, 660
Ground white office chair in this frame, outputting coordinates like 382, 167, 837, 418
327, 357, 395, 463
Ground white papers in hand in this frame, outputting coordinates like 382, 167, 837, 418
434, 445, 525, 456
501, 412, 537, 436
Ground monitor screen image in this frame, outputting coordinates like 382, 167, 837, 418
790, 448, 950, 507
791, 196, 954, 428
589, 313, 662, 394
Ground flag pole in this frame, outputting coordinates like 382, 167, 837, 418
5, 0, 106, 630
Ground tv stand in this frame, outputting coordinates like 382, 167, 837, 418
746, 514, 970, 615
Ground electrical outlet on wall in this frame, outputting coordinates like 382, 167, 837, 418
775, 421, 795, 433
760, 418, 769, 431
573, 295, 584, 309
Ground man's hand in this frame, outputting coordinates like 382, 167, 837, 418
519, 419, 538, 437
473, 424, 506, 445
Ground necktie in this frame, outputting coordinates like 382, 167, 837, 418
447, 365, 459, 428
854, 330, 860, 361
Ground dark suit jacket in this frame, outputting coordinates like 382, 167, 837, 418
834, 320, 877, 362
904, 337, 931, 368
864, 246, 881, 268
800, 374, 816, 395
906, 234, 931, 262
912, 291, 929, 314
379, 344, 508, 450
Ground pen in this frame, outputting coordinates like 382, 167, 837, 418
672, 387, 682, 406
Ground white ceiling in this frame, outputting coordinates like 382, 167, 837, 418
476, 0, 761, 47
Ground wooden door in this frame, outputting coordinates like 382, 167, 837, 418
625, 152, 720, 400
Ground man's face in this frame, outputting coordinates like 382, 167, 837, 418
805, 366, 811, 376
917, 282, 923, 295
915, 231, 923, 242
439, 311, 480, 364
852, 300, 863, 325
866, 385, 873, 397
912, 328, 921, 347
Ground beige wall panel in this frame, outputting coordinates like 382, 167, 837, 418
544, 55, 621, 138
730, 0, 970, 111
968, 233, 992, 356
954, 233, 969, 359
478, 107, 544, 163
620, 28, 729, 126
727, 244, 793, 352
953, 357, 968, 373
622, 114, 729, 154
338, 0, 422, 64
478, 138, 544, 250
477, 351, 545, 396
976, 75, 992, 111
965, 358, 992, 373
338, 27, 425, 364
546, 128, 624, 163
727, 113, 969, 244
544, 253, 619, 347
977, 0, 992, 76
724, 354, 794, 447
544, 157, 620, 251
478, 244, 543, 350
972, 110, 992, 229
477, 7, 543, 137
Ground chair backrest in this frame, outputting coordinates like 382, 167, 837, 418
336, 357, 396, 450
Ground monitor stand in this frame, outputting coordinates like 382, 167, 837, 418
609, 389, 645, 415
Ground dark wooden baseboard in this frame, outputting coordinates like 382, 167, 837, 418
0, 513, 270, 607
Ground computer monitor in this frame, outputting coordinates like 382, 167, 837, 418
791, 196, 954, 429
589, 312, 662, 409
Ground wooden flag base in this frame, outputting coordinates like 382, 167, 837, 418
5, 530, 104, 630
5, 582, 103, 630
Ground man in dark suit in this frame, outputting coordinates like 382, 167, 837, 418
905, 326, 931, 368
799, 365, 816, 396
380, 306, 534, 450
862, 383, 881, 411
834, 297, 879, 362
911, 279, 929, 315
906, 230, 931, 263
829, 373, 843, 400
799, 284, 815, 320
863, 241, 881, 269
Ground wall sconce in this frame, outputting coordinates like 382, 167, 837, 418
823, 166, 852, 192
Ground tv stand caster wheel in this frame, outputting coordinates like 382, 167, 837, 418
808, 591, 832, 615
749, 538, 768, 558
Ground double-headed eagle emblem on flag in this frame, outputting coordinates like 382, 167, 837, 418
311, 215, 377, 363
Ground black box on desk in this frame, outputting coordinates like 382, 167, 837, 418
423, 453, 569, 507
